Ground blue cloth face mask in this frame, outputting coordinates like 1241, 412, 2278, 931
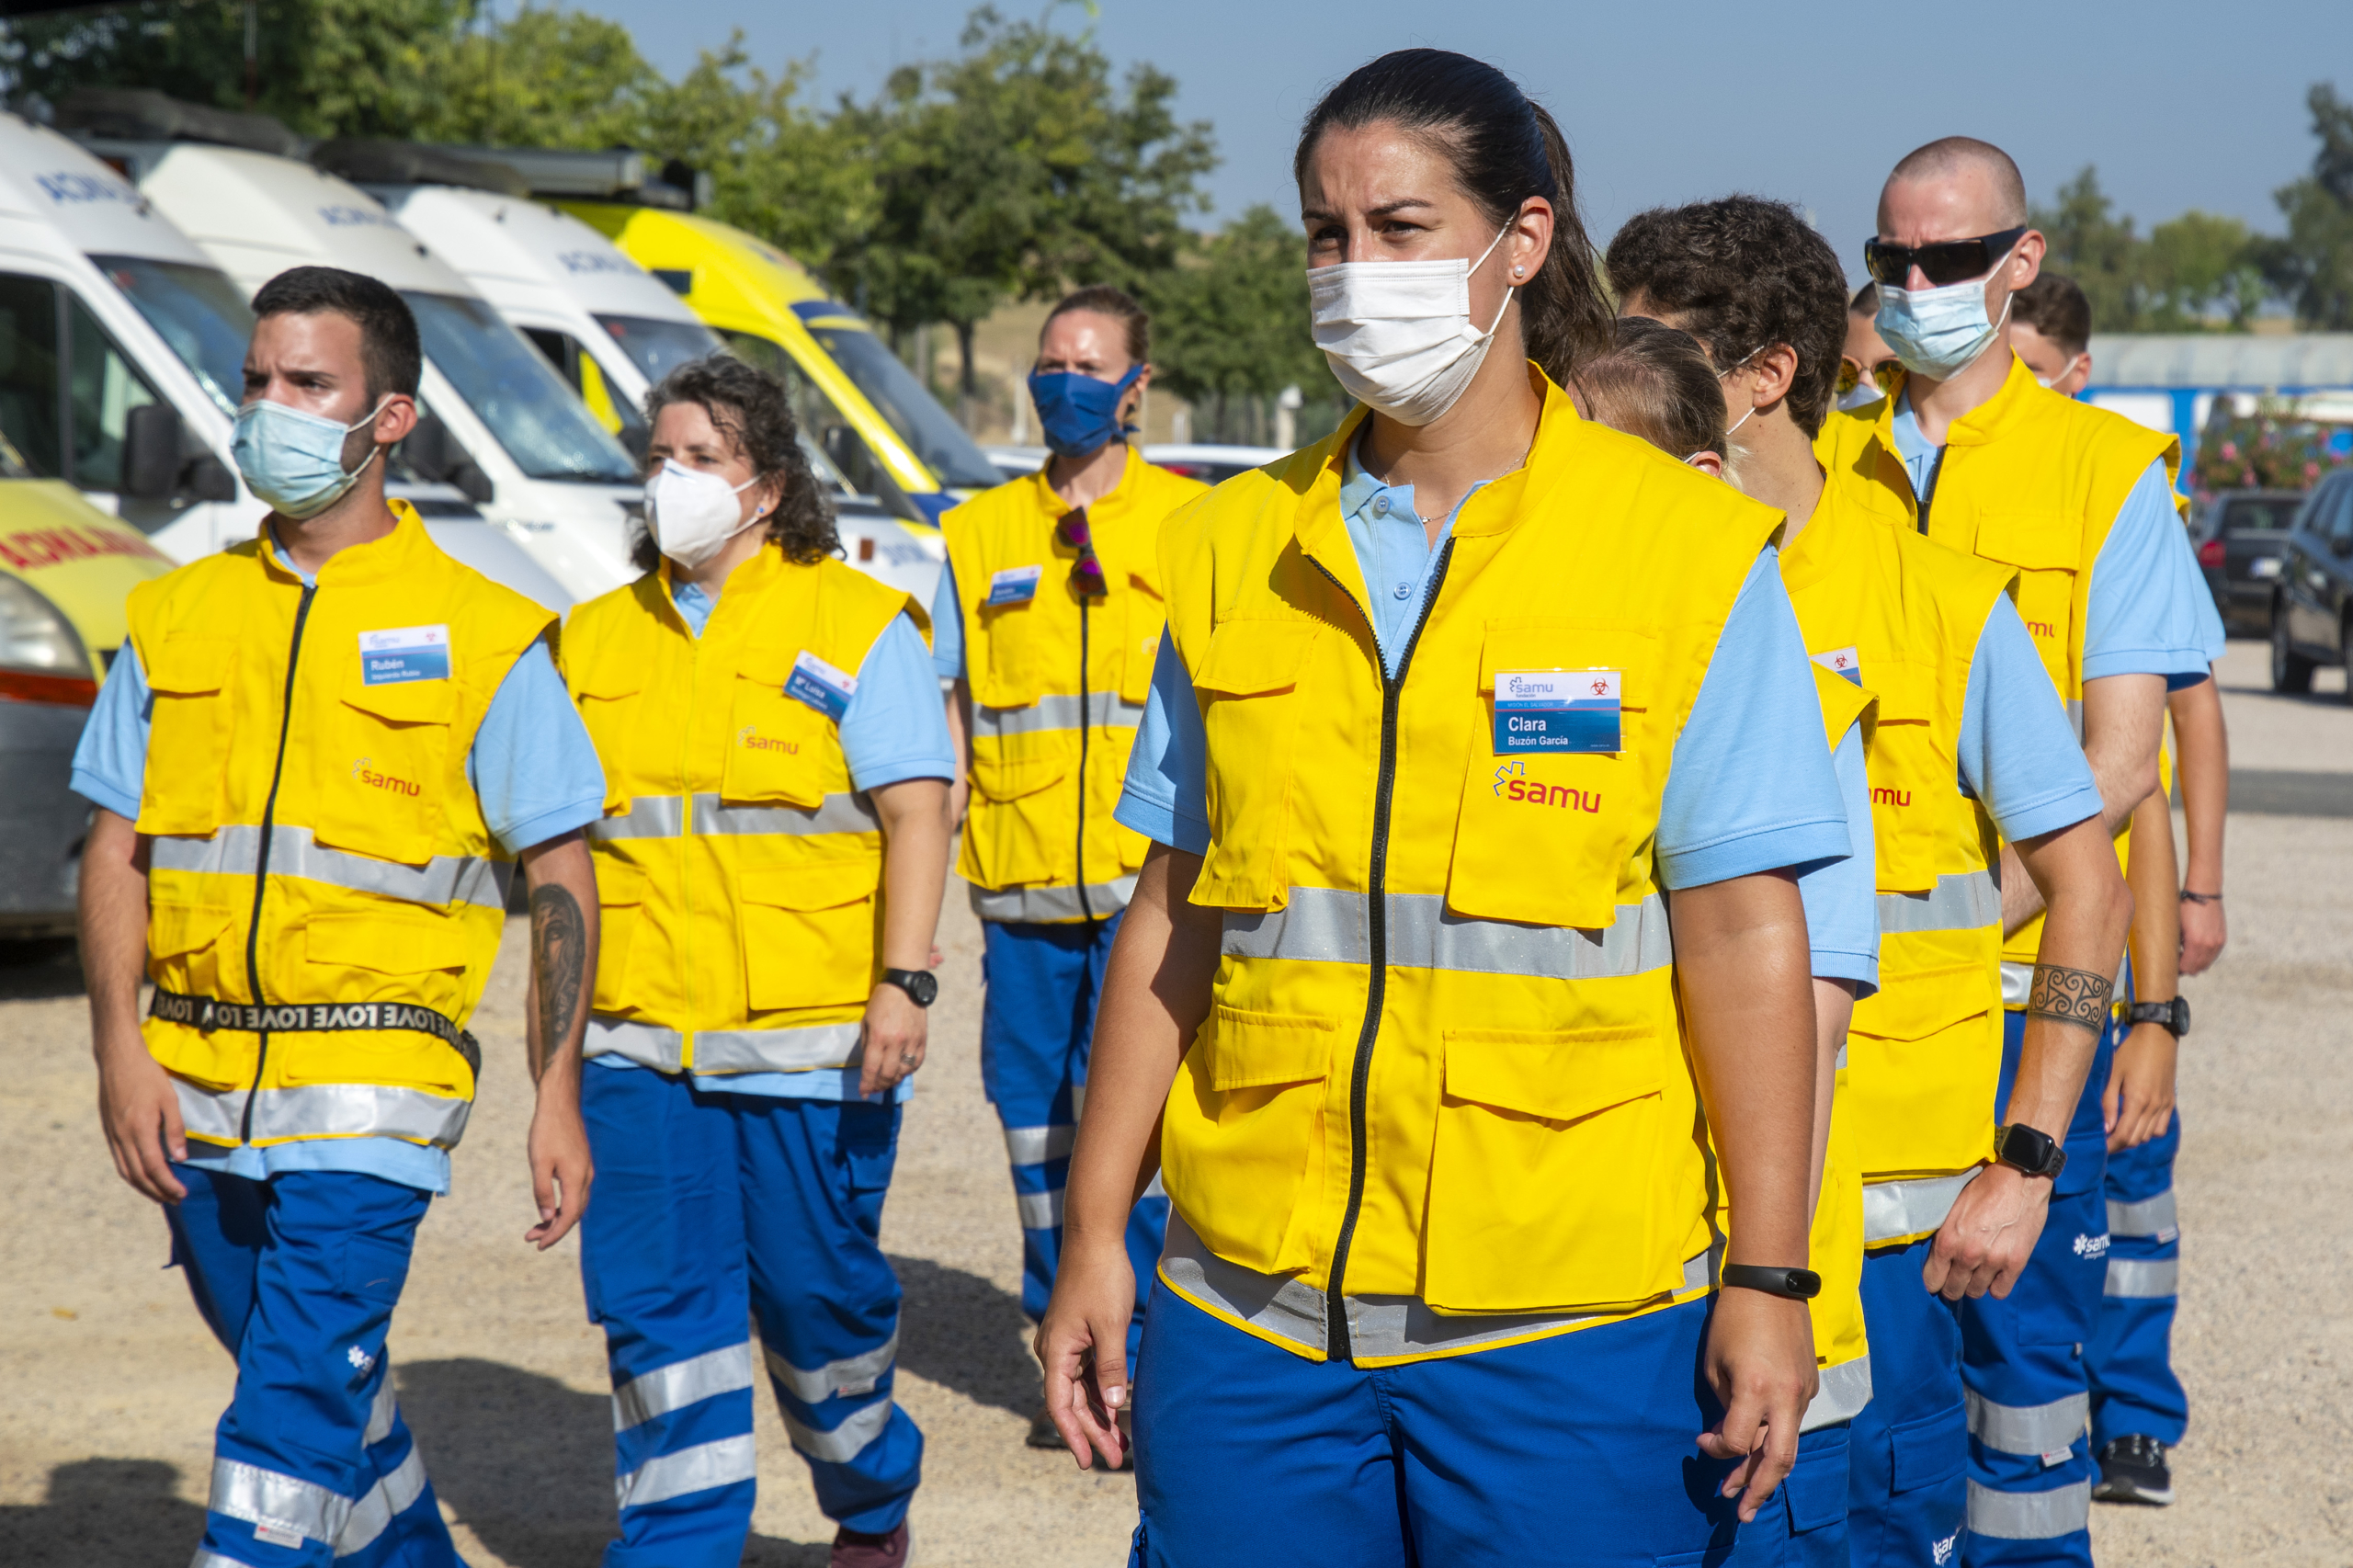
232, 395, 390, 520
1874, 247, 2017, 381
1028, 363, 1143, 459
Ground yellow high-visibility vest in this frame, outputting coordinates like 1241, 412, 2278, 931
941, 446, 1208, 922
129, 502, 553, 1150
559, 547, 921, 1074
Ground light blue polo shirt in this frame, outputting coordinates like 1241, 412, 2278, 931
71, 533, 609, 1196
589, 576, 954, 1106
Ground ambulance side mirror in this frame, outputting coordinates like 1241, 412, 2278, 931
119, 403, 182, 501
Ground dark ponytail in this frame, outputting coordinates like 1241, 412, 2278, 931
1294, 49, 1613, 387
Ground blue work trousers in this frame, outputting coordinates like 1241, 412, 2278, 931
2088, 1108, 2186, 1449
1847, 1237, 1966, 1567
980, 915, 1167, 1360
578, 1066, 922, 1566
1956, 1008, 2119, 1568
165, 1165, 460, 1568
1130, 1281, 1741, 1566
1728, 1421, 1851, 1568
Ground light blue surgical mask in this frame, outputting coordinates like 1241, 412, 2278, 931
232, 395, 390, 520
1874, 249, 2016, 381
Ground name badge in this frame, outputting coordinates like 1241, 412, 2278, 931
358, 624, 450, 685
1494, 668, 1620, 755
785, 648, 858, 721
1812, 646, 1864, 685
987, 564, 1042, 605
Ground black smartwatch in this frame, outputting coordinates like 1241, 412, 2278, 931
1721, 1264, 1822, 1301
879, 968, 938, 1008
1993, 1122, 2068, 1181
2125, 996, 2191, 1039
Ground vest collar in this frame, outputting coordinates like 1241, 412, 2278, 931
656, 541, 794, 638
1030, 442, 1143, 520
258, 497, 436, 589
1883, 352, 2042, 452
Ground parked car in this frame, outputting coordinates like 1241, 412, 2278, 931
1142, 443, 1285, 486
2270, 470, 2353, 697
2193, 489, 2303, 637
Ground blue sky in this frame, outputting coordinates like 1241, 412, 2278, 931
565, 0, 2346, 269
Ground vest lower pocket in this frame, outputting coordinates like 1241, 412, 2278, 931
1158, 1004, 1336, 1275
739, 859, 881, 1011
138, 637, 238, 835
314, 673, 458, 867
961, 752, 1072, 890
1847, 958, 2001, 1180
591, 857, 650, 1014
1423, 1026, 1678, 1312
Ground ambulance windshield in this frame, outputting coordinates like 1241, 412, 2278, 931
95, 256, 255, 417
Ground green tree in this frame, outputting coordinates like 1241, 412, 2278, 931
2258, 82, 2353, 329
1145, 204, 1336, 444
2031, 166, 2146, 329
2142, 211, 2266, 330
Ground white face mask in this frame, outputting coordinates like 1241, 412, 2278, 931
1875, 245, 2018, 381
1308, 225, 1517, 426
644, 458, 765, 571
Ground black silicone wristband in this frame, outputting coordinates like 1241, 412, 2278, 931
1721, 1264, 1822, 1301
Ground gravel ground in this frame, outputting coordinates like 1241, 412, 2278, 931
2, 654, 2345, 1566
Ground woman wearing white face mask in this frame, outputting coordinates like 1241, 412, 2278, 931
557, 355, 952, 1568
1033, 48, 1864, 1564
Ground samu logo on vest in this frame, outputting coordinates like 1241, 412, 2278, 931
1492, 759, 1601, 813
738, 726, 801, 755
353, 757, 423, 797
359, 624, 451, 685
1492, 669, 1620, 756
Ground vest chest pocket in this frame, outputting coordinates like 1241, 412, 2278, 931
1190, 619, 1323, 912
139, 638, 239, 835
975, 596, 1048, 710
1423, 1026, 1681, 1312
314, 670, 458, 868
1121, 584, 1165, 706
1860, 658, 1945, 894
739, 858, 881, 1012
1446, 622, 1658, 931
723, 674, 833, 808
572, 662, 642, 816
1971, 512, 2077, 686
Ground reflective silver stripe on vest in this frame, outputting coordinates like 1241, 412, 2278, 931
1967, 1477, 2091, 1540
1862, 1169, 1981, 1245
973, 690, 1145, 737
1222, 888, 1673, 979
695, 1024, 867, 1074
1159, 1210, 1715, 1362
765, 1334, 897, 1403
1877, 869, 2001, 935
2001, 961, 2033, 1008
587, 792, 881, 843
1803, 1355, 1875, 1432
781, 1396, 896, 1462
363, 1374, 396, 1447
1004, 1122, 1075, 1165
585, 1016, 685, 1071
971, 876, 1136, 923
151, 824, 510, 910
209, 1457, 353, 1545
613, 1343, 755, 1432
2105, 1257, 2179, 1298
2108, 1189, 2177, 1237
613, 1433, 758, 1511
174, 1077, 472, 1148
335, 1442, 426, 1557
1967, 1389, 2088, 1456
1018, 1187, 1064, 1230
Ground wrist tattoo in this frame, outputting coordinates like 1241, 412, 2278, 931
2026, 962, 2110, 1031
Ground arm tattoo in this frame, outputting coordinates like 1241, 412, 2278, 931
2026, 962, 2111, 1031
529, 883, 586, 1076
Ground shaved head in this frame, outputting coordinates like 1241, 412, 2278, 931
1882, 136, 2029, 229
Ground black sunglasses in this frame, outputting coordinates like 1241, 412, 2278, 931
1862, 226, 2028, 289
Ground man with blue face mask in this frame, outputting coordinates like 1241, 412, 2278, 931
1841, 141, 2215, 1568
70, 266, 608, 1568
929, 285, 1207, 1452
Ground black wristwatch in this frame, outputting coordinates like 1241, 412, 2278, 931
878, 968, 938, 1007
1721, 1264, 1822, 1301
1993, 1122, 2068, 1181
2126, 996, 2191, 1038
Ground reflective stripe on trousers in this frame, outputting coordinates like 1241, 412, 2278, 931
1966, 1477, 2091, 1540
1017, 1168, 1163, 1232
1159, 1209, 1715, 1362
2108, 1188, 2176, 1239
1222, 888, 1673, 977
613, 1342, 757, 1432
1862, 1168, 1981, 1245
208, 1456, 354, 1547
1876, 869, 2001, 934
1966, 1389, 2089, 1456
2105, 1258, 2178, 1298
585, 1015, 867, 1075
972, 691, 1143, 737
614, 1434, 760, 1512
586, 791, 881, 842
174, 1075, 471, 1149
334, 1442, 426, 1558
970, 876, 1136, 923
1803, 1354, 1874, 1432
151, 823, 511, 910
767, 1335, 899, 1403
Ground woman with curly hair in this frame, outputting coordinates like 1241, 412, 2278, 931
558, 353, 950, 1568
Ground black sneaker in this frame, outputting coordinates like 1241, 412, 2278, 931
2093, 1435, 2175, 1506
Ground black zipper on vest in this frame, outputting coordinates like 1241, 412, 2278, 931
1915, 446, 1947, 536
1311, 536, 1455, 1364
240, 581, 315, 1142
1074, 595, 1095, 922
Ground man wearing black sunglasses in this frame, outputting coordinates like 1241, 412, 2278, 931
1842, 137, 2216, 1568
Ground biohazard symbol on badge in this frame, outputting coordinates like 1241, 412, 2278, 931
1493, 758, 1526, 796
